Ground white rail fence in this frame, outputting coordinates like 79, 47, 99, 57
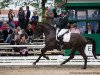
0, 45, 99, 65
0, 45, 45, 49
0, 56, 99, 65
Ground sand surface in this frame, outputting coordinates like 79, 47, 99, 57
0, 66, 100, 75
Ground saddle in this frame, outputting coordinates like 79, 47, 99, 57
57, 29, 70, 41
57, 29, 70, 50
57, 30, 69, 40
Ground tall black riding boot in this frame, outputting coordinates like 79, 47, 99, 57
57, 36, 64, 50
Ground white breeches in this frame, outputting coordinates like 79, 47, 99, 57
56, 28, 69, 41
57, 29, 69, 37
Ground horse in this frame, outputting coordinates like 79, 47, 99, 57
33, 22, 97, 69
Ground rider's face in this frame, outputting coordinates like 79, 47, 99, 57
61, 14, 65, 17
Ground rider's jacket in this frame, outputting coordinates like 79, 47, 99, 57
56, 15, 68, 29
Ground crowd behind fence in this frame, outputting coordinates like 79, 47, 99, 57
0, 5, 98, 56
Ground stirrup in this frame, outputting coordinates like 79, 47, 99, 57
57, 36, 63, 41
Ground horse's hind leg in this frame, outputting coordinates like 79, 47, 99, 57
78, 49, 87, 69
60, 49, 76, 65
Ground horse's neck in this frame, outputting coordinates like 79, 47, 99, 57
43, 25, 56, 37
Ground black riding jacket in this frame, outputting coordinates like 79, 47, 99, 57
56, 15, 68, 29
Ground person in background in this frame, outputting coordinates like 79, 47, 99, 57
16, 26, 22, 35
53, 5, 59, 18
85, 25, 95, 34
18, 7, 25, 29
0, 29, 3, 43
2, 24, 13, 43
0, 22, 9, 43
30, 11, 39, 31
10, 29, 20, 45
45, 7, 54, 26
70, 23, 80, 34
0, 8, 1, 14
8, 9, 15, 30
0, 9, 3, 28
11, 29, 21, 52
24, 6, 30, 29
19, 34, 28, 56
25, 24, 33, 43
0, 22, 8, 43
0, 22, 8, 30
0, 18, 3, 28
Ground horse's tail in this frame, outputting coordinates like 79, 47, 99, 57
85, 37, 97, 59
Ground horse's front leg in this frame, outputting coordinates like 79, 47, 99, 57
33, 47, 48, 65
43, 55, 50, 60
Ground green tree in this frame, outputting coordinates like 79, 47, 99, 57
42, 0, 47, 10
55, 0, 67, 7
0, 0, 9, 9
41, 0, 47, 20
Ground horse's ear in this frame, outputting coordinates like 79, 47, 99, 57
36, 25, 43, 32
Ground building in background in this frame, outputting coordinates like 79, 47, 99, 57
45, 0, 54, 8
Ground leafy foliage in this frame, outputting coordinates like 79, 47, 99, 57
0, 0, 9, 9
41, 0, 47, 10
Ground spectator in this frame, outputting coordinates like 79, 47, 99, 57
18, 7, 25, 29
16, 26, 22, 35
16, 26, 28, 41
0, 8, 1, 14
53, 5, 59, 18
2, 24, 13, 43
19, 35, 28, 56
69, 10, 75, 20
30, 11, 39, 30
45, 7, 54, 26
0, 22, 8, 30
15, 35, 20, 45
24, 6, 31, 29
10, 29, 20, 45
12, 29, 21, 52
25, 24, 34, 43
0, 29, 3, 39
31, 11, 39, 24
0, 19, 3, 28
8, 9, 16, 30
12, 33, 20, 52
70, 23, 80, 34
0, 22, 8, 42
85, 25, 95, 34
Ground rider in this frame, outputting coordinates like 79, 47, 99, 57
56, 10, 69, 50
56, 10, 69, 41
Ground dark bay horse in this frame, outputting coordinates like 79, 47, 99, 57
33, 22, 97, 69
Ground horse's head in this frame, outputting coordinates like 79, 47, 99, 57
34, 25, 44, 38
34, 22, 56, 39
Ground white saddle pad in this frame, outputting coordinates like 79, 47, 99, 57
63, 32, 71, 42
57, 29, 71, 42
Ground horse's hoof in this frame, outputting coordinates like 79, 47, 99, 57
60, 63, 64, 66
33, 62, 36, 65
46, 57, 50, 60
82, 67, 86, 69
95, 57, 97, 59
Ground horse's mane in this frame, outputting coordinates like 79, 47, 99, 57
38, 22, 56, 31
